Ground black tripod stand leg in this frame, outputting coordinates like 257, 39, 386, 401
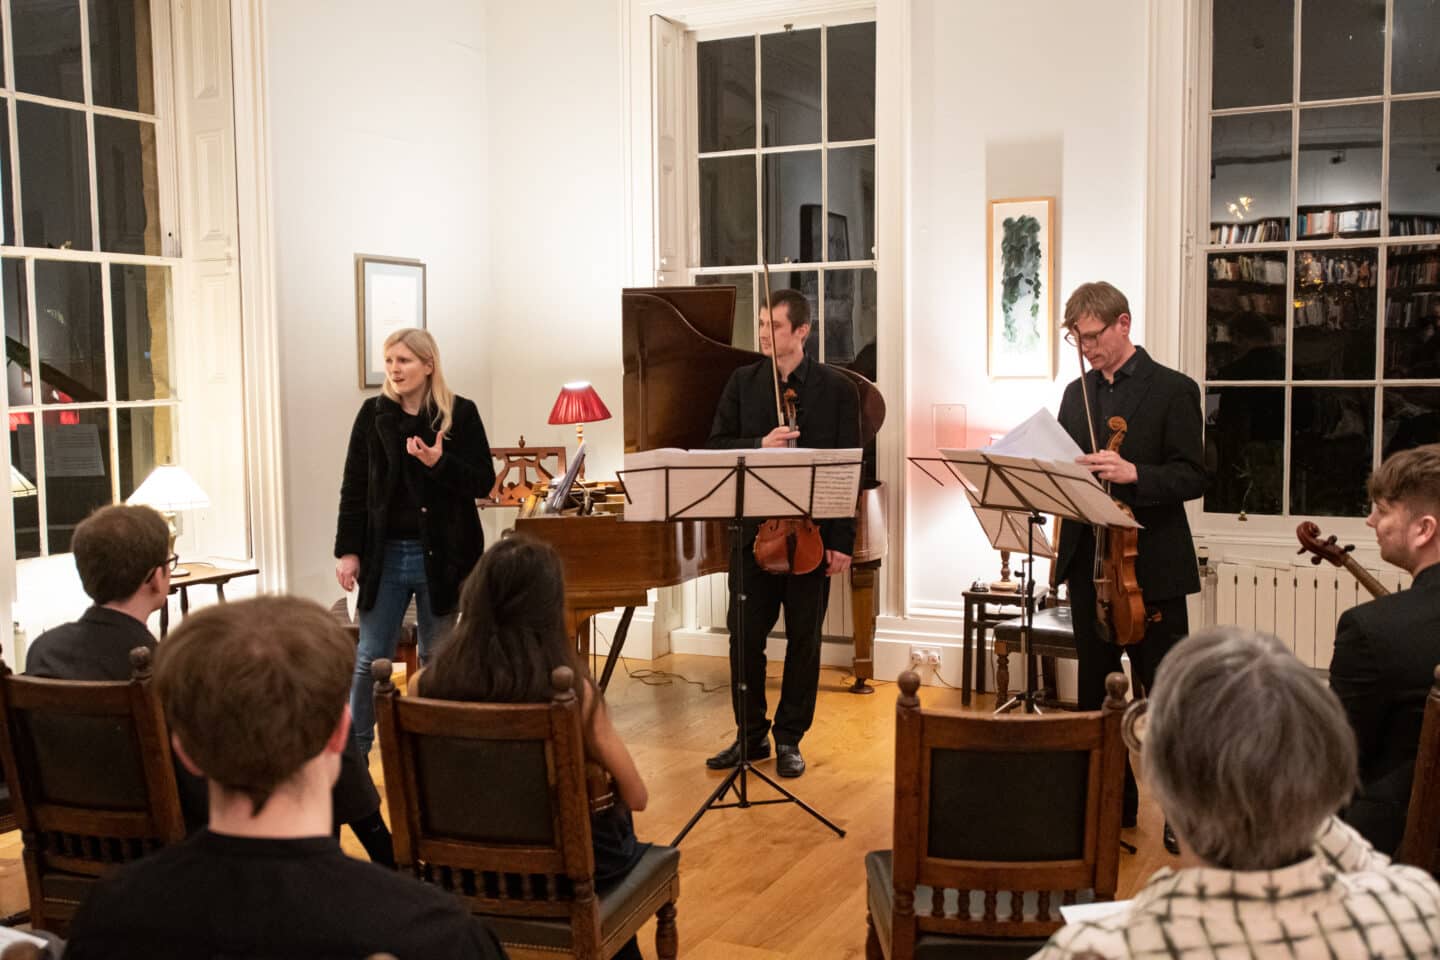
742, 763, 847, 837
670, 764, 745, 846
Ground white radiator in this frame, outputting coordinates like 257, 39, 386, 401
1213, 560, 1409, 669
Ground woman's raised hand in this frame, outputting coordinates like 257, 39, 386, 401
406, 430, 446, 467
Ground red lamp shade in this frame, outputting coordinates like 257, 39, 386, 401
547, 382, 612, 426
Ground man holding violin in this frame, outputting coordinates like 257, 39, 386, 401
1054, 281, 1207, 854
1328, 443, 1440, 854
706, 287, 861, 778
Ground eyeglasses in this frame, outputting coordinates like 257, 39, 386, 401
166, 553, 179, 572
1063, 326, 1108, 349
1121, 697, 1149, 755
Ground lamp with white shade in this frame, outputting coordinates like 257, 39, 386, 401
126, 464, 210, 576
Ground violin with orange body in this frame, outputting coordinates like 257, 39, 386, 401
1091, 416, 1147, 646
753, 386, 825, 575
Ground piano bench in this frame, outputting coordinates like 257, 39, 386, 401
992, 605, 1077, 709
329, 598, 419, 681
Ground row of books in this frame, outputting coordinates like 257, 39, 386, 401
1388, 256, 1440, 289
1297, 251, 1377, 287
1391, 215, 1440, 237
1209, 254, 1287, 285
1298, 207, 1381, 237
1209, 219, 1289, 244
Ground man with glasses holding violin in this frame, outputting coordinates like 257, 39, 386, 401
1053, 282, 1207, 855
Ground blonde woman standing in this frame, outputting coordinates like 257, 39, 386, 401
335, 328, 495, 756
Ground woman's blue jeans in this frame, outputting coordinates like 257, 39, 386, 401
349, 540, 455, 758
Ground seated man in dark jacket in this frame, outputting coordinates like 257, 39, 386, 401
26, 504, 393, 865
64, 595, 508, 960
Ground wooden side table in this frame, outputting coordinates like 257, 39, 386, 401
160, 562, 260, 637
960, 587, 1042, 706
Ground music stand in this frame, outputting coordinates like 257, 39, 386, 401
910, 451, 1136, 713
619, 448, 861, 844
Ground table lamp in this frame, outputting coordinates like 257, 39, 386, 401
10, 466, 36, 498
126, 464, 211, 576
547, 381, 611, 480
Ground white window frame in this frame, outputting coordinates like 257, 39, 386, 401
1181, 0, 1440, 544
0, 0, 183, 558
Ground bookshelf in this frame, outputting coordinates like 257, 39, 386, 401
1208, 217, 1289, 244
1296, 202, 1381, 239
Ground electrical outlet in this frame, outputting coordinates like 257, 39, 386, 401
909, 646, 941, 669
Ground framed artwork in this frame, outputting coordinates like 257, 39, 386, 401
987, 197, 1055, 379
355, 254, 426, 388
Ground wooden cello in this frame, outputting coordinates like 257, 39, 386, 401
751, 261, 825, 576
1076, 344, 1147, 646
1296, 521, 1391, 599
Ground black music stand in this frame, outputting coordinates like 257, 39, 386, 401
910, 451, 1134, 714
619, 450, 861, 844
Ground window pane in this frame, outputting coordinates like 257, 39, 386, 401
44, 407, 112, 553
0, 101, 13, 247
11, 423, 39, 559
89, 0, 155, 113
824, 268, 876, 368
18, 102, 93, 251
1299, 0, 1384, 101
697, 35, 755, 153
117, 405, 171, 500
111, 264, 170, 400
762, 150, 821, 264
1384, 244, 1440, 377
1205, 386, 1284, 516
1209, 112, 1291, 243
1293, 248, 1378, 379
827, 22, 875, 141
767, 268, 818, 361
696, 272, 755, 351
1384, 387, 1440, 457
95, 115, 161, 255
5, 259, 31, 406
1296, 104, 1382, 238
1206, 253, 1288, 380
828, 146, 874, 261
1394, 0, 1440, 94
1290, 387, 1373, 516
761, 29, 820, 147
35, 260, 104, 403
12, 0, 84, 102
699, 156, 756, 267
1211, 0, 1293, 109
1389, 99, 1440, 237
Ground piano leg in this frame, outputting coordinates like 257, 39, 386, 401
848, 560, 881, 694
597, 607, 635, 692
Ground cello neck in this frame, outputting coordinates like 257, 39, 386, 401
1342, 554, 1390, 599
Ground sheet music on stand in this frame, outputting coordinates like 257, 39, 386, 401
619, 447, 863, 522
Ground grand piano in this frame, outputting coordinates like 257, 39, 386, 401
516, 285, 886, 692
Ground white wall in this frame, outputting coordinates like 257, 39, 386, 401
482, 0, 629, 479
905, 0, 1149, 613
264, 0, 493, 606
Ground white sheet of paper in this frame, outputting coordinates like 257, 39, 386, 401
345, 584, 358, 623
1058, 899, 1132, 924
0, 926, 47, 948
621, 447, 863, 522
939, 443, 1139, 529
982, 408, 1085, 461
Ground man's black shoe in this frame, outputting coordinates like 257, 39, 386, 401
776, 743, 806, 778
705, 739, 769, 769
1163, 821, 1180, 855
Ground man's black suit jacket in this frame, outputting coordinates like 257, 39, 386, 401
1054, 347, 1208, 601
1330, 563, 1440, 854
708, 357, 861, 555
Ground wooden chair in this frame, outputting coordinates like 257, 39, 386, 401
373, 659, 680, 959
0, 648, 184, 935
865, 670, 1129, 959
1398, 664, 1440, 873
992, 605, 1078, 708
330, 597, 419, 679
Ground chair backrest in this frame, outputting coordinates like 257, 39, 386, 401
889, 670, 1128, 951
0, 647, 184, 934
1398, 664, 1440, 871
372, 659, 602, 950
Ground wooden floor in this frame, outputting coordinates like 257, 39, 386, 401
0, 653, 1175, 955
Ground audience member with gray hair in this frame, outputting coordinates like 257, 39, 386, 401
1033, 626, 1440, 959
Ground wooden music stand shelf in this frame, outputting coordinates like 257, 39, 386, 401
478, 437, 567, 508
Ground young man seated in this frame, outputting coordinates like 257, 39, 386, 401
1032, 626, 1440, 959
25, 503, 394, 866
63, 595, 507, 959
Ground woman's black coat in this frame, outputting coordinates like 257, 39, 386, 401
334, 394, 496, 616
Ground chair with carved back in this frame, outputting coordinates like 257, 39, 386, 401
372, 659, 680, 960
865, 670, 1129, 959
1398, 664, 1440, 874
0, 647, 184, 935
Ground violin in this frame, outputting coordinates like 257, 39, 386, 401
1296, 521, 1390, 599
751, 263, 825, 576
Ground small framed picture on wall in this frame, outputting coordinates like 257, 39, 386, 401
986, 197, 1055, 379
356, 254, 426, 388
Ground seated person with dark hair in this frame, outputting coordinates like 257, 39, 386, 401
26, 504, 394, 867
63, 595, 507, 959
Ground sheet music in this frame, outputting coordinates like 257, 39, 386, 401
981, 408, 1085, 461
1058, 899, 1132, 924
622, 447, 863, 522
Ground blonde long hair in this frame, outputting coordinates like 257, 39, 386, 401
381, 328, 456, 435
